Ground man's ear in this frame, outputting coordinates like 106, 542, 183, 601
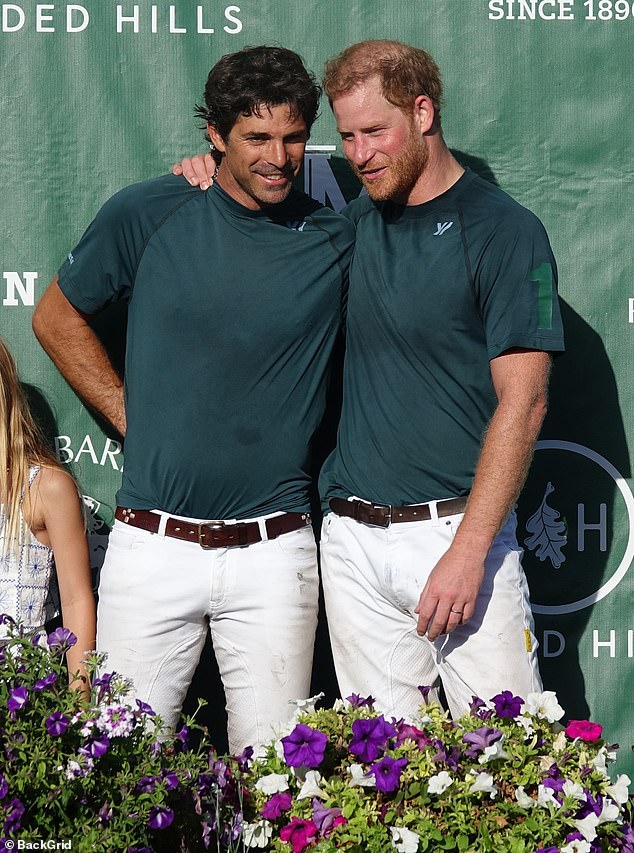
207, 124, 226, 153
413, 95, 435, 135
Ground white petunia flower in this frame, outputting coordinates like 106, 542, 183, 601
598, 798, 621, 825
242, 820, 273, 849
562, 780, 585, 800
332, 698, 347, 712
348, 763, 376, 788
390, 826, 420, 853
561, 840, 591, 853
537, 784, 561, 809
297, 770, 326, 801
479, 737, 509, 764
573, 813, 599, 842
289, 693, 325, 719
515, 785, 536, 808
606, 773, 631, 805
255, 773, 289, 795
514, 714, 535, 738
428, 771, 453, 795
522, 690, 565, 723
592, 746, 617, 778
468, 772, 498, 798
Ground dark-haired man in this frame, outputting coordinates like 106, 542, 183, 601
32, 46, 354, 751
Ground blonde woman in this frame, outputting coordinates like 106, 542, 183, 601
0, 337, 95, 691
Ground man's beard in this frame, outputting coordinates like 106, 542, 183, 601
355, 131, 429, 203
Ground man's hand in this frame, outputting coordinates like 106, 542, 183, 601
172, 153, 216, 190
414, 546, 485, 640
415, 348, 551, 642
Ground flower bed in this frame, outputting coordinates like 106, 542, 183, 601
231, 691, 634, 853
0, 618, 240, 851
2, 616, 633, 853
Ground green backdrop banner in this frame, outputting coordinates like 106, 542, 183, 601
2, 0, 633, 772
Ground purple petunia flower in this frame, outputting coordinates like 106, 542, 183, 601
80, 734, 110, 759
619, 823, 634, 853
236, 744, 254, 772
161, 770, 179, 790
148, 806, 174, 830
135, 698, 156, 717
312, 798, 346, 837
45, 711, 70, 737
418, 685, 433, 702
469, 695, 494, 720
542, 777, 565, 794
576, 792, 603, 819
261, 791, 292, 820
370, 755, 408, 793
535, 848, 559, 853
98, 802, 113, 823
34, 672, 58, 692
47, 626, 77, 652
492, 690, 523, 718
4, 797, 25, 833
0, 773, 8, 800
135, 776, 158, 793
462, 727, 504, 759
346, 693, 375, 708
431, 739, 461, 771
282, 723, 328, 768
209, 757, 229, 789
349, 716, 396, 763
174, 725, 189, 751
91, 671, 114, 703
7, 686, 28, 715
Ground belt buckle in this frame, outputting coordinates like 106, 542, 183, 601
198, 521, 225, 549
369, 501, 392, 528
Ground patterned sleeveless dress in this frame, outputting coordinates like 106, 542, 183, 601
0, 466, 54, 636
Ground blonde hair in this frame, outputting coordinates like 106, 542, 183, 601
323, 40, 443, 125
0, 337, 62, 553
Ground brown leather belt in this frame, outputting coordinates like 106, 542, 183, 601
329, 496, 468, 528
115, 506, 311, 549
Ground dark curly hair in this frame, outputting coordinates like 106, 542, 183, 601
195, 46, 321, 141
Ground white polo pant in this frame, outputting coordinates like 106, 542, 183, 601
97, 515, 318, 753
320, 508, 541, 721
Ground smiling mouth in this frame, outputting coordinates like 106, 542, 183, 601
359, 166, 387, 181
257, 171, 292, 184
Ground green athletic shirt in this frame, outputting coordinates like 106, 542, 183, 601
320, 168, 564, 508
58, 175, 354, 519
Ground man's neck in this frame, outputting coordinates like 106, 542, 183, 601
403, 144, 465, 207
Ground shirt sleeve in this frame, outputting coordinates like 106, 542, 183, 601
57, 183, 154, 314
473, 208, 565, 359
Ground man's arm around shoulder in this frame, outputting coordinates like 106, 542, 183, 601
32, 276, 126, 436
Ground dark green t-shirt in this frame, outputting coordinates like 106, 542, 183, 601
320, 169, 564, 507
58, 175, 354, 519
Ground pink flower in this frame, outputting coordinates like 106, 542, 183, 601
565, 719, 603, 742
280, 817, 318, 853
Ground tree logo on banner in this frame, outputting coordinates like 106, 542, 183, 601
524, 482, 567, 569
517, 440, 634, 615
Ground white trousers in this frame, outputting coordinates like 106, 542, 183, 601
97, 517, 318, 753
320, 509, 542, 721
